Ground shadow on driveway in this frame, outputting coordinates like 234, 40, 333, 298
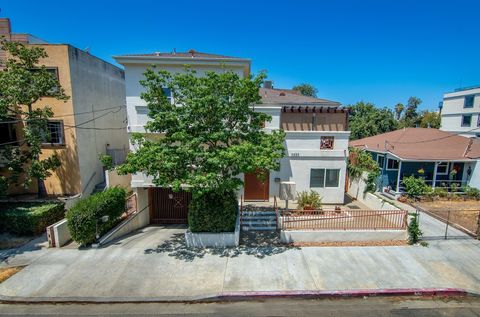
144, 231, 298, 262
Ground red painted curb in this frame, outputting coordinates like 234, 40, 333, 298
218, 288, 472, 299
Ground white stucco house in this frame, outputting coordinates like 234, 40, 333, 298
113, 50, 349, 225
440, 86, 480, 138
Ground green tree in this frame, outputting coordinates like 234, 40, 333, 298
394, 103, 404, 120
118, 69, 285, 229
418, 110, 441, 128
348, 101, 398, 140
399, 96, 422, 127
292, 83, 318, 97
0, 40, 69, 196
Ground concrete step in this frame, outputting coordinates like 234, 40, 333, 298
241, 226, 277, 231
242, 220, 277, 226
241, 211, 276, 216
242, 215, 277, 220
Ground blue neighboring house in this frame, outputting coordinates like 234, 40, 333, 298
349, 128, 480, 196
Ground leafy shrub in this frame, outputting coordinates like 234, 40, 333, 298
99, 154, 113, 170
66, 187, 126, 245
408, 212, 422, 245
432, 187, 448, 198
188, 189, 238, 233
0, 202, 65, 235
402, 176, 428, 199
463, 186, 480, 200
296, 190, 322, 209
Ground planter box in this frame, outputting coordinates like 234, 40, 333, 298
185, 213, 240, 248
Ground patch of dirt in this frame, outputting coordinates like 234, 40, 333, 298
0, 266, 24, 283
0, 233, 34, 250
291, 240, 408, 247
416, 200, 480, 233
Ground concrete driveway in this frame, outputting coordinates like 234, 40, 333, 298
0, 223, 479, 301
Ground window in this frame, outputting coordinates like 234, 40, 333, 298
310, 168, 340, 188
162, 87, 173, 104
436, 162, 449, 175
320, 136, 334, 149
0, 121, 18, 147
464, 95, 475, 108
462, 115, 472, 127
42, 121, 64, 145
310, 169, 325, 188
386, 158, 399, 170
477, 115, 480, 127
376, 155, 385, 169
325, 169, 340, 187
30, 67, 60, 94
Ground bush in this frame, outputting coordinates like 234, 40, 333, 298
296, 190, 322, 209
188, 189, 238, 233
0, 202, 65, 235
408, 212, 422, 245
463, 186, 480, 200
402, 176, 429, 199
432, 187, 448, 198
66, 187, 126, 245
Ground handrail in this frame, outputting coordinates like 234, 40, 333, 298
274, 195, 279, 230
240, 195, 243, 227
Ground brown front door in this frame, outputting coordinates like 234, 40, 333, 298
244, 170, 270, 201
149, 188, 191, 224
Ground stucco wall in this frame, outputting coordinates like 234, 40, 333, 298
106, 170, 132, 191
68, 46, 127, 196
440, 88, 480, 137
348, 172, 398, 210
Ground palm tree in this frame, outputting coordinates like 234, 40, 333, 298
394, 103, 404, 121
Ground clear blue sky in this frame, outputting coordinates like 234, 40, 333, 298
2, 0, 479, 110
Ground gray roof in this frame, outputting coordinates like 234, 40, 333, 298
117, 50, 244, 60
259, 88, 340, 106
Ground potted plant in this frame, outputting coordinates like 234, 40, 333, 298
296, 190, 322, 211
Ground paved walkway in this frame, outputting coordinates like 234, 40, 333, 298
0, 222, 479, 300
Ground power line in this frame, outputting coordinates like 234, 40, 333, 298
0, 105, 126, 124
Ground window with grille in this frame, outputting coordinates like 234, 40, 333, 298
42, 121, 64, 145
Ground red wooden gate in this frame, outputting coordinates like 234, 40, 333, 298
149, 188, 191, 224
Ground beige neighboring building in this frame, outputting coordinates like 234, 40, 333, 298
0, 18, 128, 197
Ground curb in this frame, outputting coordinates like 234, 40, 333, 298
1, 288, 478, 304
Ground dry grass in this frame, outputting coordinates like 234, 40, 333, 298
291, 240, 408, 247
0, 266, 24, 283
416, 200, 480, 233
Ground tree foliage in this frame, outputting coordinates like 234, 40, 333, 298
292, 83, 318, 97
418, 110, 441, 128
348, 101, 398, 140
398, 96, 421, 128
118, 68, 285, 195
0, 40, 69, 195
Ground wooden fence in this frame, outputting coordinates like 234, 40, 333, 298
281, 209, 408, 231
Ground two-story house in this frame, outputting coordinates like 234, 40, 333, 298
114, 51, 349, 224
440, 86, 480, 138
245, 83, 350, 204
0, 18, 128, 198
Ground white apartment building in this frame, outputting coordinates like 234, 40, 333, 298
114, 51, 349, 224
440, 86, 480, 138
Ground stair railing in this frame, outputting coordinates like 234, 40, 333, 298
274, 195, 280, 230
240, 194, 243, 228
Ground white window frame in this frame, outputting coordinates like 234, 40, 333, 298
386, 158, 399, 171
41, 120, 64, 145
376, 155, 385, 169
464, 95, 475, 108
436, 162, 449, 175
461, 114, 472, 127
309, 168, 341, 188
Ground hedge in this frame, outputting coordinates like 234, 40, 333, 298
66, 187, 126, 245
0, 202, 65, 235
188, 189, 238, 233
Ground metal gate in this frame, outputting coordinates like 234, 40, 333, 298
149, 188, 191, 224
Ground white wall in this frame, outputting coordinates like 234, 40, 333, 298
441, 87, 480, 137
125, 63, 247, 133
465, 160, 480, 189
69, 46, 127, 195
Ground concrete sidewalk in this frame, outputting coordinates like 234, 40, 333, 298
0, 224, 479, 301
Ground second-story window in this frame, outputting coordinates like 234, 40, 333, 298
0, 121, 18, 147
464, 95, 475, 108
320, 136, 334, 149
162, 88, 173, 104
462, 114, 472, 127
